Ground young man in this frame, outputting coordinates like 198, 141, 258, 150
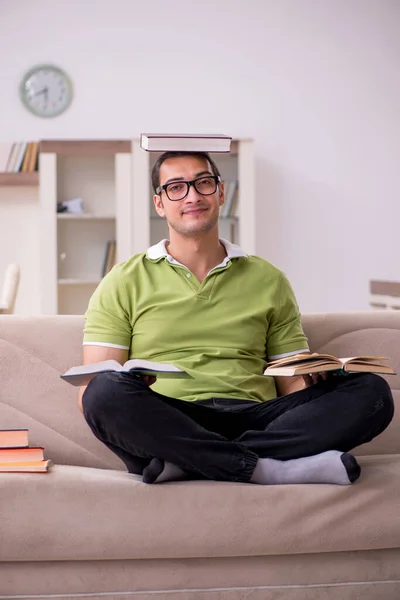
80, 151, 394, 485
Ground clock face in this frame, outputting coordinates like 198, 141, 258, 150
20, 65, 73, 118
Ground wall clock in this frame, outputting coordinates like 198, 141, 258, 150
19, 64, 73, 118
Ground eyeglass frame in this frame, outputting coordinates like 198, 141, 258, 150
155, 175, 221, 201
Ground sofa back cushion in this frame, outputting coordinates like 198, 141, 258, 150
0, 311, 399, 469
302, 311, 400, 457
0, 315, 124, 470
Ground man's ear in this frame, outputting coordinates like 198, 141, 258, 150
153, 194, 165, 217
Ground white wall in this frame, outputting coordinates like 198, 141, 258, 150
0, 0, 399, 314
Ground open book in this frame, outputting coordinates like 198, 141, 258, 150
61, 359, 188, 387
263, 353, 395, 377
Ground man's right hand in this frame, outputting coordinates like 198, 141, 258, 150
136, 374, 157, 386
78, 345, 130, 413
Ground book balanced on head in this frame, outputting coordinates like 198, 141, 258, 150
140, 133, 232, 153
263, 353, 395, 377
61, 358, 188, 387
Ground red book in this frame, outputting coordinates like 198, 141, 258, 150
0, 447, 44, 462
0, 429, 29, 448
0, 460, 52, 473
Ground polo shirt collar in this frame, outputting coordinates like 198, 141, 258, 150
147, 239, 247, 264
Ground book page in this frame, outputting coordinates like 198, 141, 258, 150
340, 356, 389, 364
267, 353, 340, 367
63, 359, 124, 376
123, 358, 184, 373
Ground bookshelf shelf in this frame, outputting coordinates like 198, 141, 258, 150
58, 278, 102, 285
0, 172, 39, 186
40, 140, 131, 156
57, 213, 115, 220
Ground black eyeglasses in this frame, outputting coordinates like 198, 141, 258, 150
156, 175, 220, 201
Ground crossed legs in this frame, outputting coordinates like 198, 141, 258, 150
82, 372, 394, 485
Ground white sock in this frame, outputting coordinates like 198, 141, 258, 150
250, 450, 361, 485
142, 458, 187, 484
154, 461, 187, 483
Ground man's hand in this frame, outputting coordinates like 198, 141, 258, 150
136, 374, 157, 386
275, 371, 333, 397
302, 371, 335, 387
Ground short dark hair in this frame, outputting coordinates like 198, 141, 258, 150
151, 151, 221, 193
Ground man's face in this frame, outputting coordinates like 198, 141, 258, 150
153, 156, 224, 237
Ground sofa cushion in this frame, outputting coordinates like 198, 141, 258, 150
302, 311, 400, 456
0, 316, 123, 471
1, 455, 399, 562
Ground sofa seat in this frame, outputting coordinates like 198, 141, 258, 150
2, 456, 400, 563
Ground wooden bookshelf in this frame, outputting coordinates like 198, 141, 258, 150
0, 172, 39, 186
40, 140, 131, 156
39, 145, 133, 314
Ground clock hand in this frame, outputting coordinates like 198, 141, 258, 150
32, 87, 47, 97
43, 86, 49, 108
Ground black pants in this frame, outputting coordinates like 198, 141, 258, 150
82, 372, 394, 483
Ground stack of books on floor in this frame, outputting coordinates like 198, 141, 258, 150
0, 428, 52, 472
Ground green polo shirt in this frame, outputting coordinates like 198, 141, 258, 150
83, 239, 309, 402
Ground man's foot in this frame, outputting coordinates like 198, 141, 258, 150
250, 450, 361, 485
142, 458, 188, 484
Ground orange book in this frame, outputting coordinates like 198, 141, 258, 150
21, 142, 32, 172
0, 447, 44, 462
0, 429, 29, 448
0, 460, 53, 473
28, 141, 39, 172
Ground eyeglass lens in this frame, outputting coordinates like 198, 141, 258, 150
166, 177, 217, 201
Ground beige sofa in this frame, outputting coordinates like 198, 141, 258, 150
0, 312, 399, 600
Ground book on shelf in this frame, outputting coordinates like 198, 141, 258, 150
61, 359, 189, 387
221, 180, 239, 218
101, 240, 117, 277
0, 143, 14, 171
140, 133, 232, 153
0, 460, 53, 473
0, 141, 38, 173
21, 142, 32, 172
228, 186, 239, 217
263, 353, 395, 377
28, 142, 39, 172
13, 142, 28, 172
0, 428, 29, 448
